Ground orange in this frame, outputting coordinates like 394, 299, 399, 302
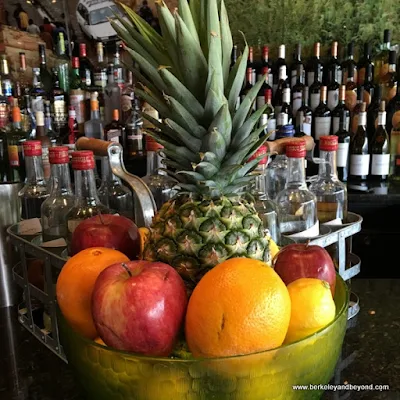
284, 278, 336, 345
185, 258, 291, 358
56, 247, 129, 339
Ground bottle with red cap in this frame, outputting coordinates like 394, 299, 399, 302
69, 57, 86, 133
275, 140, 319, 238
256, 67, 272, 110
18, 141, 50, 219
141, 136, 176, 210
259, 89, 276, 140
79, 43, 93, 89
41, 146, 75, 242
65, 151, 110, 252
309, 135, 348, 224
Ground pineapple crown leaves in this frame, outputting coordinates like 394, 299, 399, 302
115, 0, 268, 197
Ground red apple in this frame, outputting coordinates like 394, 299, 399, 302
71, 214, 140, 260
273, 243, 336, 295
91, 260, 188, 356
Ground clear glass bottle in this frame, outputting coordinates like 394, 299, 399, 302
41, 146, 74, 242
276, 141, 319, 237
84, 92, 104, 140
104, 64, 121, 125
30, 67, 46, 115
98, 156, 133, 220
18, 141, 50, 219
141, 137, 177, 210
65, 151, 110, 253
309, 135, 348, 223
34, 111, 51, 181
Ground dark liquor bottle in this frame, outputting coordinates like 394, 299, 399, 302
241, 68, 255, 110
272, 45, 286, 95
351, 86, 364, 136
30, 67, 47, 115
79, 43, 94, 89
349, 102, 369, 181
307, 42, 323, 88
374, 29, 391, 84
334, 109, 351, 182
276, 88, 292, 128
313, 86, 332, 156
296, 86, 312, 136
69, 57, 86, 133
259, 88, 276, 139
381, 50, 397, 105
370, 101, 390, 181
292, 64, 305, 117
327, 52, 340, 112
290, 43, 303, 88
358, 42, 374, 87
44, 100, 57, 144
18, 141, 50, 219
344, 66, 358, 113
332, 85, 350, 134
273, 65, 290, 113
258, 45, 272, 84
38, 44, 52, 94
309, 62, 322, 112
51, 68, 68, 138
342, 42, 358, 86
247, 46, 256, 85
367, 85, 382, 143
256, 66, 272, 110
362, 62, 375, 107
325, 41, 342, 87
105, 109, 124, 144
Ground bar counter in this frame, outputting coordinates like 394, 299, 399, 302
1, 278, 398, 400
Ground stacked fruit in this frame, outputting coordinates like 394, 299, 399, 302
56, 216, 337, 358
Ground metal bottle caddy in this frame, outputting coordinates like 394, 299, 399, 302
8, 138, 362, 363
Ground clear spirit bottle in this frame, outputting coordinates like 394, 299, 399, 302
84, 92, 104, 140
41, 146, 74, 242
104, 64, 121, 125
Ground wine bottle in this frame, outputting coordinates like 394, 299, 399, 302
362, 62, 375, 107
258, 89, 276, 140
381, 50, 397, 105
273, 65, 290, 113
349, 102, 369, 181
276, 88, 292, 128
351, 86, 364, 136
291, 64, 305, 117
256, 67, 272, 110
296, 86, 313, 136
374, 29, 391, 84
332, 85, 350, 134
309, 62, 322, 112
342, 41, 358, 86
334, 108, 351, 182
367, 85, 382, 143
325, 41, 342, 88
258, 45, 272, 84
313, 86, 331, 156
290, 43, 303, 88
272, 45, 286, 95
307, 42, 322, 88
370, 101, 390, 181
241, 67, 255, 110
358, 42, 374, 86
247, 46, 256, 85
386, 56, 400, 136
344, 65, 358, 113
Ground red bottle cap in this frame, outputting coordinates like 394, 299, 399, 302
49, 146, 70, 164
23, 141, 42, 157
71, 151, 95, 170
262, 66, 269, 75
146, 136, 163, 152
72, 57, 80, 69
265, 88, 272, 102
319, 135, 338, 151
248, 145, 268, 165
286, 140, 306, 158
79, 43, 87, 57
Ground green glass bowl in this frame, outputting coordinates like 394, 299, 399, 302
59, 275, 349, 400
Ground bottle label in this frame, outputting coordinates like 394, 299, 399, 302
327, 89, 339, 110
310, 93, 320, 112
107, 129, 121, 143
277, 112, 288, 127
350, 154, 370, 176
256, 95, 266, 110
267, 118, 277, 140
0, 104, 8, 128
8, 145, 20, 167
332, 116, 350, 134
307, 71, 315, 86
53, 98, 67, 126
292, 92, 302, 116
371, 154, 390, 175
314, 117, 331, 140
121, 94, 133, 112
337, 143, 349, 167
128, 134, 143, 140
31, 97, 44, 114
2, 79, 12, 97
94, 72, 107, 88
69, 92, 85, 124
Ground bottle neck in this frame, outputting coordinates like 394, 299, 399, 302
146, 151, 162, 175
101, 157, 121, 185
286, 157, 306, 188
26, 155, 45, 183
50, 163, 73, 195
318, 150, 338, 180
74, 169, 101, 203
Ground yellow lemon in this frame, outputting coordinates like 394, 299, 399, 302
285, 278, 335, 344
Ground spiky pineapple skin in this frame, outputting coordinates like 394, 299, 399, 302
143, 194, 271, 290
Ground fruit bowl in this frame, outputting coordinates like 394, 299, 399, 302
59, 275, 349, 400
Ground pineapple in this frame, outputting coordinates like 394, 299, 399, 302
112, 0, 272, 290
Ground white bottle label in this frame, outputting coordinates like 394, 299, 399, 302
292, 92, 302, 116
310, 93, 320, 112
307, 72, 315, 86
107, 129, 121, 143
31, 97, 44, 114
256, 96, 266, 110
332, 116, 350, 134
350, 154, 370, 176
128, 134, 143, 140
371, 154, 390, 175
337, 143, 349, 167
277, 113, 288, 127
314, 117, 331, 140
267, 118, 277, 140
327, 89, 339, 110
297, 113, 312, 135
